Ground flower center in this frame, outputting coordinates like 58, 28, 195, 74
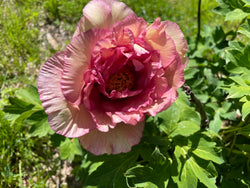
106, 67, 134, 92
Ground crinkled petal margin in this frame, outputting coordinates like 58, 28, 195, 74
37, 51, 96, 137
165, 20, 188, 56
79, 121, 144, 155
61, 29, 108, 105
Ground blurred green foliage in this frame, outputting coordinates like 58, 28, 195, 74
1, 0, 250, 187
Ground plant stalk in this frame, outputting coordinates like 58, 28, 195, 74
182, 84, 209, 129
195, 0, 202, 49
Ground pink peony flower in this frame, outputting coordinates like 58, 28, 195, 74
37, 0, 188, 155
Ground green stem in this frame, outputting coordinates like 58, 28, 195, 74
195, 0, 202, 49
228, 132, 237, 157
226, 148, 250, 158
220, 127, 241, 134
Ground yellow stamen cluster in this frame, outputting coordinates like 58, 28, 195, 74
106, 67, 134, 92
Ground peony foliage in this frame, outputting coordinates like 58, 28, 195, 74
1, 0, 250, 187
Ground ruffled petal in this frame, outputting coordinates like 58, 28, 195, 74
74, 0, 135, 37
48, 103, 96, 137
165, 21, 188, 56
113, 14, 148, 38
164, 55, 187, 89
37, 52, 66, 114
145, 18, 177, 68
143, 88, 174, 116
83, 81, 115, 131
83, 0, 112, 29
104, 0, 135, 24
73, 17, 93, 37
108, 111, 144, 125
61, 29, 107, 105
79, 121, 145, 155
37, 52, 96, 137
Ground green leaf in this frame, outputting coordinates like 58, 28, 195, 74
243, 0, 250, 5
3, 97, 34, 114
184, 68, 199, 80
125, 147, 171, 188
186, 157, 217, 188
225, 9, 250, 21
150, 147, 167, 165
158, 91, 200, 136
177, 160, 198, 188
239, 45, 250, 68
209, 109, 223, 133
85, 152, 138, 188
228, 85, 250, 98
242, 101, 250, 120
158, 102, 180, 124
16, 85, 42, 108
184, 60, 199, 80
125, 166, 162, 188
192, 137, 224, 164
172, 145, 194, 187
170, 121, 200, 137
213, 1, 231, 16
11, 109, 37, 126
60, 138, 83, 162
230, 76, 249, 86
238, 19, 250, 38
29, 117, 54, 138
228, 41, 245, 52
172, 145, 218, 188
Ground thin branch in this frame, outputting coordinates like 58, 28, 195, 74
195, 0, 202, 49
182, 84, 209, 129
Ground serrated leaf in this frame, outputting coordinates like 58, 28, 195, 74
186, 157, 217, 188
29, 118, 54, 138
242, 101, 250, 120
192, 138, 224, 164
170, 121, 200, 137
60, 138, 83, 162
225, 9, 250, 21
